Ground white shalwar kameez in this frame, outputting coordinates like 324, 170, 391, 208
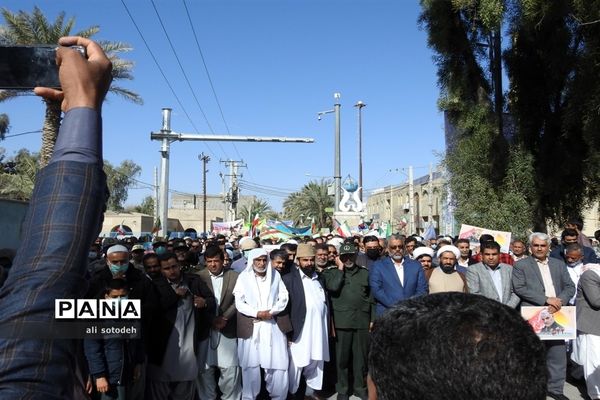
288, 270, 330, 394
233, 249, 289, 400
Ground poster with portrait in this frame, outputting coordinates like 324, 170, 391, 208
521, 306, 576, 340
458, 224, 512, 254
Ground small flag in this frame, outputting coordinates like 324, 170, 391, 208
250, 213, 260, 238
151, 217, 161, 236
311, 217, 317, 235
116, 220, 126, 236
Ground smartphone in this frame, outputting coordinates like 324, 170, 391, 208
0, 45, 85, 90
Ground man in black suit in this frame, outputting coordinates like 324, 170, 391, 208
282, 244, 329, 400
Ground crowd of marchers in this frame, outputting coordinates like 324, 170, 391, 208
6, 216, 589, 400
3, 220, 600, 400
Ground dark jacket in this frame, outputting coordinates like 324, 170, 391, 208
84, 336, 144, 385
550, 244, 599, 265
282, 267, 328, 342
197, 268, 238, 338
147, 272, 215, 365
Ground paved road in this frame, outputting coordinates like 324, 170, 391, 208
322, 380, 589, 400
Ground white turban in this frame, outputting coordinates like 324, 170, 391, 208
413, 247, 434, 259
437, 245, 460, 260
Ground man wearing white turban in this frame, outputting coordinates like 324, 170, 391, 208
428, 245, 467, 294
233, 248, 290, 400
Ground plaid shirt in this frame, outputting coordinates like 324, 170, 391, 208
0, 109, 107, 399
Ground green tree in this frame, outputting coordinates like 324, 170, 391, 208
104, 160, 141, 212
504, 0, 600, 229
0, 114, 8, 140
0, 148, 38, 200
283, 180, 334, 229
129, 195, 155, 215
0, 6, 142, 167
238, 198, 278, 222
420, 0, 599, 233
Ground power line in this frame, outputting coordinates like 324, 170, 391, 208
149, 0, 231, 160
119, 0, 217, 158
182, 0, 245, 163
2, 129, 41, 138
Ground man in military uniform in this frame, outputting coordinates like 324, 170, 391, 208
322, 243, 374, 400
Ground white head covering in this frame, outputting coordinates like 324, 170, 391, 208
413, 247, 434, 259
106, 244, 129, 255
437, 245, 460, 260
245, 248, 268, 272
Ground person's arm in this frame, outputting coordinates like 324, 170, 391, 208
270, 278, 289, 315
465, 268, 481, 295
322, 268, 344, 292
368, 263, 395, 307
221, 273, 239, 320
511, 261, 547, 306
556, 262, 576, 306
414, 266, 429, 296
580, 272, 600, 308
233, 279, 259, 318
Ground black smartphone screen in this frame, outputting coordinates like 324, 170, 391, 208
0, 46, 59, 90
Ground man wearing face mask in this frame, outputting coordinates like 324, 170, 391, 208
564, 243, 587, 305
356, 236, 383, 269
282, 244, 329, 400
322, 243, 374, 400
369, 234, 428, 317
87, 244, 159, 387
428, 245, 467, 294
230, 238, 257, 274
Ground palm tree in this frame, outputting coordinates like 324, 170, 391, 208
238, 198, 278, 222
0, 7, 142, 167
0, 114, 8, 140
0, 149, 37, 200
283, 180, 334, 229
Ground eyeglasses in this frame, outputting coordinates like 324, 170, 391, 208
389, 245, 403, 250
328, 251, 337, 255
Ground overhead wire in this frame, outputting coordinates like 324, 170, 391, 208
181, 0, 246, 164
119, 0, 217, 158
2, 129, 42, 139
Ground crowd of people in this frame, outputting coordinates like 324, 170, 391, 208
49, 222, 592, 400
1, 36, 599, 400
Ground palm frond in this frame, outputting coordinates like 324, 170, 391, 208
74, 25, 99, 38
99, 40, 133, 54
108, 86, 143, 105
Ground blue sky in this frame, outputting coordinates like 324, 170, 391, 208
1, 0, 445, 212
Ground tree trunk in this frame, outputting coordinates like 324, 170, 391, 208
39, 99, 61, 168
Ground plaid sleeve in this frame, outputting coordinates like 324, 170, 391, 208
0, 160, 108, 399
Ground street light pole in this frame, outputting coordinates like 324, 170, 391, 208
334, 93, 341, 212
198, 153, 210, 233
354, 101, 366, 202
159, 108, 172, 238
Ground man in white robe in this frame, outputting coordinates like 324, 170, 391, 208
233, 248, 290, 400
573, 263, 600, 400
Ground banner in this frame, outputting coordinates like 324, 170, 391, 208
458, 224, 512, 253
212, 219, 244, 234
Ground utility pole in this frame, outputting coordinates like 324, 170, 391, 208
220, 159, 246, 221
158, 108, 171, 238
219, 172, 227, 222
428, 163, 433, 227
153, 166, 159, 223
354, 101, 366, 202
199, 153, 210, 233
151, 108, 314, 236
317, 92, 342, 212
408, 165, 414, 235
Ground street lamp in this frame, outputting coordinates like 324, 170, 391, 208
354, 101, 366, 202
317, 92, 342, 212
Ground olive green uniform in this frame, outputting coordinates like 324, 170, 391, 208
322, 265, 375, 399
